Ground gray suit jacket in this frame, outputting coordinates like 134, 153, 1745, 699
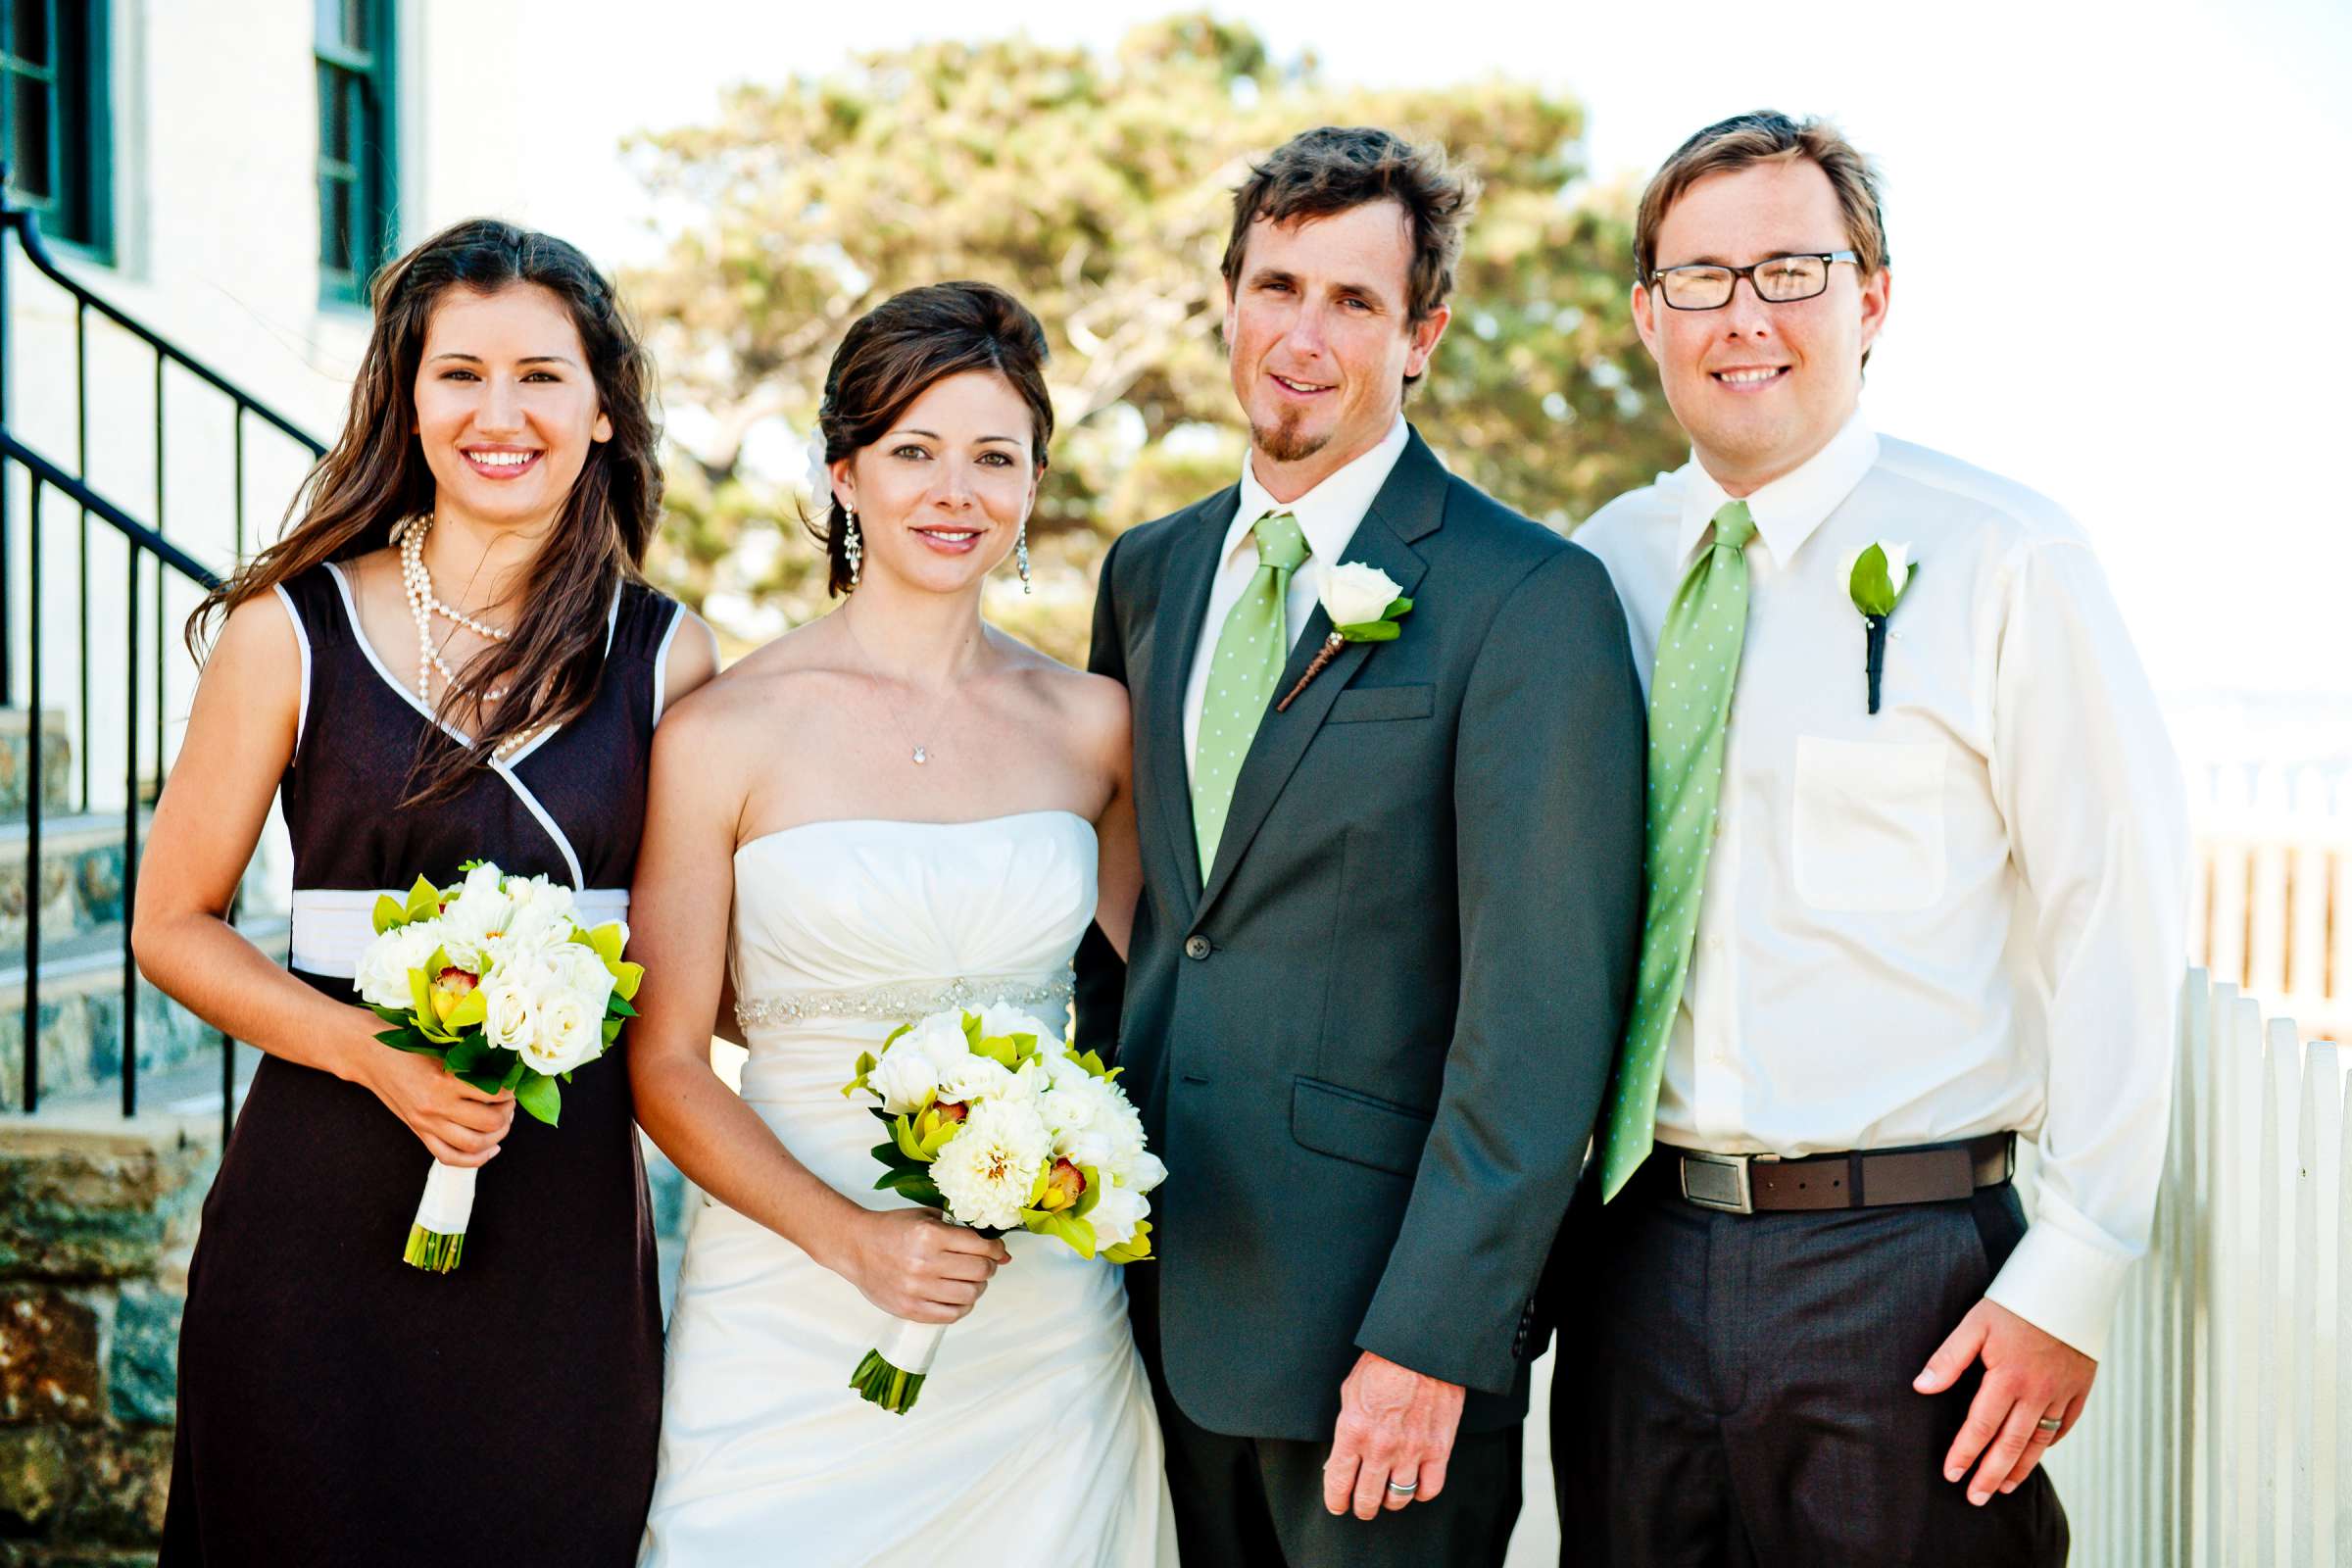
1078, 427, 1645, 1442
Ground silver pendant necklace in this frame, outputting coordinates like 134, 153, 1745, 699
842, 613, 955, 766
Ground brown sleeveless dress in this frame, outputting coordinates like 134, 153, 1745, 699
159, 563, 686, 1566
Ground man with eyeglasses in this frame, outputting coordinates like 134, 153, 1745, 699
1550, 111, 2187, 1565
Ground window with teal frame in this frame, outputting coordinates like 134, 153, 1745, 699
1, 0, 112, 261
317, 0, 396, 306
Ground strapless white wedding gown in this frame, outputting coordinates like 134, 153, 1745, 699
640, 811, 1173, 1568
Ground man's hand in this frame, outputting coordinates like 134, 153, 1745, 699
1322, 1350, 1466, 1521
1914, 1298, 2096, 1505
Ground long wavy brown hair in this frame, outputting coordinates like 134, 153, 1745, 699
189, 219, 663, 803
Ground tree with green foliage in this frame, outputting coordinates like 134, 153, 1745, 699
625, 13, 1684, 660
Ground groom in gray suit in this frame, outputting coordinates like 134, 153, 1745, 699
1078, 125, 1646, 1565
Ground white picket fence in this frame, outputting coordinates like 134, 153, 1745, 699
2043, 968, 2347, 1565
2190, 766, 2352, 1042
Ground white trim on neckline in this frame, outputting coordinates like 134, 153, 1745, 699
271, 582, 314, 757
320, 560, 594, 890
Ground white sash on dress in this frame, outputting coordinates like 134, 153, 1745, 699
288, 887, 631, 978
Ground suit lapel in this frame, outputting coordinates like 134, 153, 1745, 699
1141, 486, 1239, 907
1194, 431, 1447, 923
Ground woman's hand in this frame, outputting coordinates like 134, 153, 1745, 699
353, 1031, 516, 1166
828, 1208, 1013, 1323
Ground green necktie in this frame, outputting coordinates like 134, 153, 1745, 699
1598, 499, 1757, 1199
1192, 510, 1311, 880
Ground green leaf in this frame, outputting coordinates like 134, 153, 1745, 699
368, 1004, 415, 1027
606, 996, 638, 1019
455, 1067, 507, 1095
444, 1037, 490, 1075
404, 874, 442, 923
1848, 543, 1896, 618
371, 894, 408, 935
1337, 620, 1402, 642
1385, 597, 1414, 617
514, 1072, 562, 1127
498, 1057, 527, 1092
375, 1028, 445, 1057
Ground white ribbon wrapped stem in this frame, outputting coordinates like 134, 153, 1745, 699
875, 1316, 947, 1377
414, 1159, 477, 1236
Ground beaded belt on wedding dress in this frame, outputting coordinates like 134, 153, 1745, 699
733, 968, 1075, 1029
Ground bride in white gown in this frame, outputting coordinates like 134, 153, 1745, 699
625, 283, 1171, 1566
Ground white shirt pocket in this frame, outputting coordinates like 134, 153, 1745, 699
1791, 737, 1948, 913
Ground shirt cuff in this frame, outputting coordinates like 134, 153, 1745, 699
1983, 1204, 2136, 1363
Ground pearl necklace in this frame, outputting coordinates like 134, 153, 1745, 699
398, 516, 512, 704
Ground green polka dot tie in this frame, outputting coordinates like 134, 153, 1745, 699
1598, 499, 1755, 1199
1192, 511, 1310, 881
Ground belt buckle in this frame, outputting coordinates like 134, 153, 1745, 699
1679, 1151, 1754, 1214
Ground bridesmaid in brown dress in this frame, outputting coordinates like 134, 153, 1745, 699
132, 219, 717, 1566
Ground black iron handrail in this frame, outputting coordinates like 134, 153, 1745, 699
2, 177, 327, 1143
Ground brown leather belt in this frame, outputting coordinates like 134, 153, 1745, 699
1642, 1132, 2017, 1215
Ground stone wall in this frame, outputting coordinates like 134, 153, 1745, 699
0, 1114, 213, 1568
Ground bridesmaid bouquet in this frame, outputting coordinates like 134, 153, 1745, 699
840, 1004, 1165, 1412
351, 861, 643, 1272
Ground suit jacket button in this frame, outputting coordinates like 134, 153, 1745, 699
1184, 935, 1212, 960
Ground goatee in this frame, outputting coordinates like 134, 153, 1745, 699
1251, 409, 1329, 466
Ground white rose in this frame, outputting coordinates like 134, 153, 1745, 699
1120, 1147, 1168, 1194
520, 991, 601, 1076
1881, 541, 1915, 595
937, 1054, 1016, 1107
354, 919, 445, 1010
480, 975, 537, 1054
1842, 540, 1916, 599
550, 943, 617, 1016
901, 1009, 976, 1065
502, 895, 573, 955
929, 1099, 1054, 1231
506, 874, 577, 928
1086, 1179, 1151, 1250
1319, 561, 1402, 628
1057, 1127, 1115, 1170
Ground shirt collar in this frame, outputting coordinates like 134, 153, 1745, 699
1227, 414, 1409, 573
1674, 410, 1881, 568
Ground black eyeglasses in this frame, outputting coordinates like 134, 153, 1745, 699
1646, 251, 1860, 311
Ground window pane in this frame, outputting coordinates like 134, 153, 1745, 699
344, 0, 369, 53
322, 176, 353, 272
9, 74, 53, 200
9, 0, 52, 69
318, 62, 349, 160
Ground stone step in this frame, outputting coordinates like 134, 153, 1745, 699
0, 708, 74, 827
0, 917, 289, 1112
0, 810, 141, 964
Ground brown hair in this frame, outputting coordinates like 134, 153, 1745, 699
809, 281, 1053, 598
1220, 125, 1478, 385
1634, 110, 1889, 284
189, 219, 662, 803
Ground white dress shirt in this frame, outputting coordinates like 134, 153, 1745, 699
1577, 411, 2189, 1362
1181, 415, 1410, 780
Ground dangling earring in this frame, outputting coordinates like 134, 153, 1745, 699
1016, 519, 1032, 595
844, 508, 862, 589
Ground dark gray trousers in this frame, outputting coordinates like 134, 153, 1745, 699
1131, 1266, 1524, 1566
1551, 1176, 2070, 1567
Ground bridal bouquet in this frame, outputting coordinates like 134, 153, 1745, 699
352, 861, 643, 1272
839, 1004, 1165, 1412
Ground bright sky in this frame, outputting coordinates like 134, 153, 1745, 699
519, 0, 2352, 706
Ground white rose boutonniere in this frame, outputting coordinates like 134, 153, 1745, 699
1276, 561, 1414, 713
1845, 540, 1916, 714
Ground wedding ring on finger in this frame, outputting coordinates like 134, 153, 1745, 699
2035, 1415, 2064, 1436
1386, 1477, 1419, 1496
